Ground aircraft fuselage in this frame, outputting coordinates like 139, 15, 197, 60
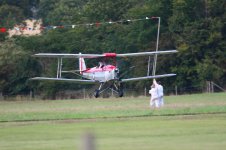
82, 65, 119, 82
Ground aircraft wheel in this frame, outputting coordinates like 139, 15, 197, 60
118, 90, 124, 97
118, 83, 124, 97
94, 90, 100, 98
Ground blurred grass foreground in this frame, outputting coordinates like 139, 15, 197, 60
0, 93, 226, 150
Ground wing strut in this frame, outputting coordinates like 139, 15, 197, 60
57, 57, 63, 78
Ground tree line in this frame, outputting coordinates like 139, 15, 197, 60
0, 0, 225, 98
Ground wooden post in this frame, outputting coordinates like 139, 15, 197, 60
206, 81, 210, 93
30, 90, 33, 100
81, 132, 95, 150
144, 87, 147, 96
208, 81, 211, 93
0, 92, 3, 100
83, 88, 86, 99
211, 81, 214, 93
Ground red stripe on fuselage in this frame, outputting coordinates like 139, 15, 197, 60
84, 65, 116, 73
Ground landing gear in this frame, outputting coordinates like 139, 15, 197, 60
93, 81, 124, 98
94, 89, 100, 98
117, 82, 124, 97
94, 83, 103, 98
118, 89, 124, 97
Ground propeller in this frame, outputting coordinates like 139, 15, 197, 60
61, 70, 84, 78
118, 66, 135, 79
117, 66, 136, 80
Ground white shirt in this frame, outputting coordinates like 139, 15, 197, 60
157, 84, 163, 97
153, 80, 163, 98
149, 87, 158, 101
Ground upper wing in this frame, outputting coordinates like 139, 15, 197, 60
33, 50, 177, 58
121, 74, 176, 82
116, 50, 177, 57
33, 53, 104, 58
30, 77, 97, 84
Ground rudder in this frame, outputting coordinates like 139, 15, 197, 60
79, 53, 86, 74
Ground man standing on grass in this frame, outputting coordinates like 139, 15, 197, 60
149, 79, 164, 108
149, 81, 160, 108
156, 80, 164, 107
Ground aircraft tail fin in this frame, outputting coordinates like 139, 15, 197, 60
79, 53, 86, 74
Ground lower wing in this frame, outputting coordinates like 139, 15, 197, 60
30, 74, 176, 84
30, 77, 97, 84
121, 74, 176, 82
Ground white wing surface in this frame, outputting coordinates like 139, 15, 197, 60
33, 53, 104, 58
33, 50, 177, 58
116, 50, 177, 57
30, 77, 97, 84
121, 74, 176, 82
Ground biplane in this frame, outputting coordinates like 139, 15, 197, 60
31, 50, 177, 97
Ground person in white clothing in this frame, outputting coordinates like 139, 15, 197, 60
153, 79, 164, 107
157, 81, 164, 107
149, 83, 160, 108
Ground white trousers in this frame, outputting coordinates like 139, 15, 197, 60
159, 97, 164, 107
150, 98, 160, 108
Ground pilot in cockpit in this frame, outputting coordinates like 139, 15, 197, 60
98, 62, 105, 68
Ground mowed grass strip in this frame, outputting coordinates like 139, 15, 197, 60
0, 114, 226, 150
0, 93, 226, 150
0, 93, 226, 122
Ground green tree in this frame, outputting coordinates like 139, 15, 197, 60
0, 39, 41, 95
38, 0, 87, 25
0, 4, 24, 41
169, 0, 226, 90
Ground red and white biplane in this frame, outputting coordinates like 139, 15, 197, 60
31, 50, 177, 97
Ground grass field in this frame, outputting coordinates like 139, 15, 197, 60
0, 93, 226, 150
